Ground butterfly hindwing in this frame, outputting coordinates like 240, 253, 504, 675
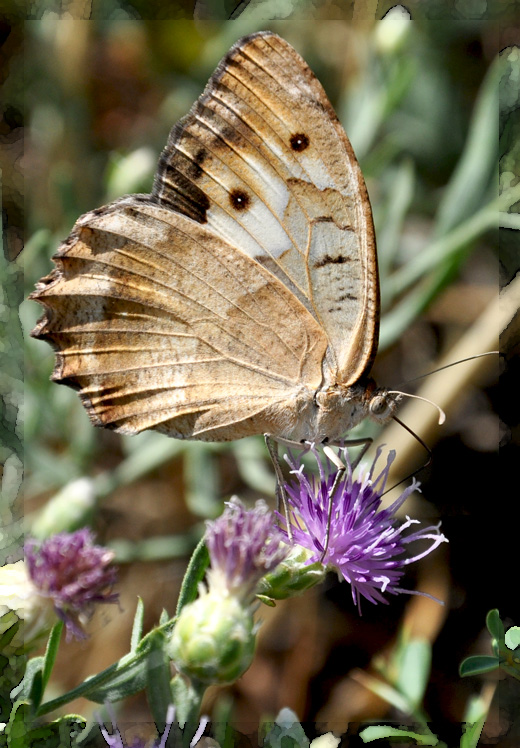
31, 198, 327, 439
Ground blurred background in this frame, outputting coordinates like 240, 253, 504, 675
5, 15, 517, 744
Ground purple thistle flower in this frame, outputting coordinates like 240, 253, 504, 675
205, 497, 289, 602
25, 528, 119, 640
278, 446, 448, 611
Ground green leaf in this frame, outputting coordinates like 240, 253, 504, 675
357, 674, 411, 714
460, 719, 486, 748
460, 693, 490, 748
434, 56, 499, 237
359, 725, 439, 745
130, 598, 145, 653
486, 609, 505, 641
14, 656, 44, 704
36, 617, 175, 716
36, 646, 150, 714
395, 638, 431, 708
376, 158, 415, 280
70, 648, 150, 704
42, 622, 64, 695
145, 630, 172, 728
175, 537, 210, 617
459, 654, 499, 677
6, 701, 30, 748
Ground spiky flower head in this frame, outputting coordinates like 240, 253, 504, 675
204, 496, 289, 602
25, 528, 119, 640
278, 445, 448, 610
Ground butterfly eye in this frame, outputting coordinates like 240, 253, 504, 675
369, 393, 393, 422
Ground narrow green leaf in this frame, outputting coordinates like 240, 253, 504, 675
6, 701, 30, 748
434, 56, 499, 237
357, 675, 411, 714
359, 725, 439, 745
36, 648, 149, 714
145, 631, 172, 728
460, 693, 489, 748
130, 598, 145, 653
377, 158, 415, 280
395, 638, 431, 708
459, 654, 499, 677
15, 655, 44, 703
42, 621, 64, 694
460, 715, 487, 748
175, 537, 210, 617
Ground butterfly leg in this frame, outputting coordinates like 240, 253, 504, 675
264, 434, 312, 542
319, 437, 373, 561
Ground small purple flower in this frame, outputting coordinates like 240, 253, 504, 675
25, 528, 119, 640
205, 497, 288, 602
278, 446, 448, 610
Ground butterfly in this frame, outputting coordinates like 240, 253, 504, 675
30, 31, 399, 450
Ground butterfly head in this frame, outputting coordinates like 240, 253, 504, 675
365, 382, 401, 425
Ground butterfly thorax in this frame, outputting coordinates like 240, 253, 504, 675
290, 380, 398, 443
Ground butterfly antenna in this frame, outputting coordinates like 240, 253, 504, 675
387, 391, 446, 425
382, 415, 433, 495
393, 351, 498, 388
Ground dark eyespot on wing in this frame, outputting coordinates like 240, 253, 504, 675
313, 254, 351, 269
290, 133, 310, 152
229, 188, 250, 211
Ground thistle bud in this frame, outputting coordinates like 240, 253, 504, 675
168, 591, 256, 684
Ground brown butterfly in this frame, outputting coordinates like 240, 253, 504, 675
30, 31, 399, 450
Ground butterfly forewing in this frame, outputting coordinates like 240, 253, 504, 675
153, 32, 379, 385
31, 32, 380, 443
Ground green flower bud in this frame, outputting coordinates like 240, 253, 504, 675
168, 592, 256, 685
257, 546, 326, 602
